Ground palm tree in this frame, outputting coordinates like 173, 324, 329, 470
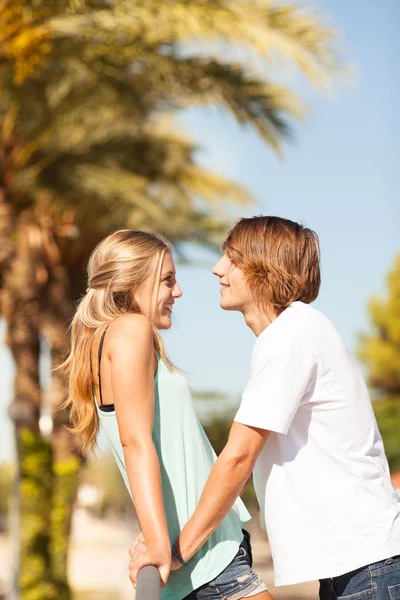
0, 0, 343, 597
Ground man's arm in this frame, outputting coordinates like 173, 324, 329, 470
173, 422, 270, 563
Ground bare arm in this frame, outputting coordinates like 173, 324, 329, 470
109, 315, 170, 583
242, 471, 253, 493
174, 422, 270, 563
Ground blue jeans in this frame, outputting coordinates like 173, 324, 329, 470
183, 530, 267, 600
319, 555, 400, 599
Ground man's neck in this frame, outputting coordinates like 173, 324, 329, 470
243, 305, 278, 336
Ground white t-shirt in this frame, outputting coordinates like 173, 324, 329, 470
234, 301, 400, 586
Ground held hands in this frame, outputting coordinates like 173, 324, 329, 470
171, 550, 183, 571
128, 532, 182, 588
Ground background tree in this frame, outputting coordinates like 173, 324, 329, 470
0, 0, 343, 597
358, 254, 400, 473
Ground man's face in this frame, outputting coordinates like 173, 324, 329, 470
212, 253, 255, 313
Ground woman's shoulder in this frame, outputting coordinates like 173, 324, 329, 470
106, 314, 154, 353
110, 313, 152, 328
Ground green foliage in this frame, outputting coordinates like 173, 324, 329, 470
50, 457, 81, 599
19, 429, 59, 600
358, 255, 400, 394
0, 462, 13, 525
202, 412, 235, 456
358, 254, 400, 472
0, 0, 344, 260
73, 591, 119, 600
193, 390, 231, 401
372, 397, 400, 473
0, 1, 52, 83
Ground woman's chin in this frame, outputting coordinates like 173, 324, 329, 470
157, 315, 172, 330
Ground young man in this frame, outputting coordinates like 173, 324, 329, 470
130, 216, 400, 599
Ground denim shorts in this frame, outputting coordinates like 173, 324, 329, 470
183, 530, 268, 600
319, 554, 400, 600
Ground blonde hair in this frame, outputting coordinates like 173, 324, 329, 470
62, 229, 172, 454
223, 216, 320, 313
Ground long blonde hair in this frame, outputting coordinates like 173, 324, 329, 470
62, 229, 172, 454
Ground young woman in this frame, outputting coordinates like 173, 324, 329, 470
63, 230, 273, 600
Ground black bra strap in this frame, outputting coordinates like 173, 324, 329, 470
90, 326, 109, 407
89, 337, 96, 402
97, 326, 109, 406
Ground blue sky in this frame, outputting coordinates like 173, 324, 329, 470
1, 0, 399, 461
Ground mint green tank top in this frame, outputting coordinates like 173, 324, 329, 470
96, 357, 251, 600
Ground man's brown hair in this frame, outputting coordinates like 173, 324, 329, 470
222, 216, 321, 313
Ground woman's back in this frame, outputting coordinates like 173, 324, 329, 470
96, 337, 250, 600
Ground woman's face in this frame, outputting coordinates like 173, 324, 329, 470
138, 251, 182, 329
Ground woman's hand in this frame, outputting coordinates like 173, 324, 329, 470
129, 531, 145, 555
129, 539, 171, 588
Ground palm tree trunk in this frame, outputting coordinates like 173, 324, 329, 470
43, 314, 80, 600
5, 300, 57, 600
4, 213, 83, 599
0, 185, 15, 320
0, 186, 14, 269
3, 216, 58, 600
41, 247, 82, 600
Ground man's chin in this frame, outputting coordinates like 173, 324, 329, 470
220, 300, 239, 311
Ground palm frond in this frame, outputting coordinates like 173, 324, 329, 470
2, 0, 343, 255
48, 0, 341, 87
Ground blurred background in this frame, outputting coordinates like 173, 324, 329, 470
0, 0, 399, 598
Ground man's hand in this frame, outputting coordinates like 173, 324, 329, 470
128, 535, 171, 588
170, 550, 182, 571
174, 422, 269, 562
